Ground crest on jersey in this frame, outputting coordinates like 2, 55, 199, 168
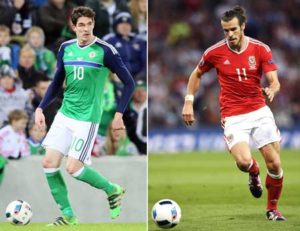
133, 43, 140, 50
89, 51, 96, 58
248, 56, 256, 70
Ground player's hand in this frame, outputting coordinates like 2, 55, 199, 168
262, 87, 275, 102
35, 108, 46, 129
182, 101, 195, 126
111, 112, 126, 138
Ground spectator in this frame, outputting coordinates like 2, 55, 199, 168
0, 0, 37, 45
17, 45, 46, 89
85, 0, 128, 38
31, 76, 61, 130
0, 25, 20, 69
128, 0, 147, 40
104, 11, 146, 80
0, 65, 31, 127
25, 26, 56, 79
27, 120, 46, 155
124, 80, 147, 154
98, 122, 139, 156
36, 0, 74, 51
0, 109, 30, 160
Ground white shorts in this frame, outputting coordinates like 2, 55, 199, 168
223, 106, 281, 150
42, 112, 99, 165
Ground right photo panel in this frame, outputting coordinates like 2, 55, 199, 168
148, 1, 300, 230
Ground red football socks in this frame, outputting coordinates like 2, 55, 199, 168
266, 173, 283, 210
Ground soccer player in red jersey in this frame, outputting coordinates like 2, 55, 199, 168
182, 6, 286, 221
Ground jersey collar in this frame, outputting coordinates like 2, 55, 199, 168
226, 36, 249, 54
77, 36, 98, 49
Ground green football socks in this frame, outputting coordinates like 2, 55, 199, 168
74, 166, 116, 195
44, 169, 75, 218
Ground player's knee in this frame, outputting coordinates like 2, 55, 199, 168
42, 156, 59, 169
65, 164, 80, 175
266, 159, 281, 172
236, 159, 251, 172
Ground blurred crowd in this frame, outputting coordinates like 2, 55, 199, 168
149, 0, 300, 129
0, 0, 147, 171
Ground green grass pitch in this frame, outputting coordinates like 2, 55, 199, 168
0, 223, 146, 231
149, 150, 300, 231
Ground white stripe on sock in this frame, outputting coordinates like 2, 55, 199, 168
267, 169, 283, 179
247, 159, 254, 171
43, 168, 60, 173
72, 166, 85, 178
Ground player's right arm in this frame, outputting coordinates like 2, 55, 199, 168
182, 67, 204, 126
35, 45, 66, 129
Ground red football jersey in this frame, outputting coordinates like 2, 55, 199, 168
197, 36, 277, 118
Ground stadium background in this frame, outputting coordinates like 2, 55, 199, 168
148, 1, 300, 231
149, 0, 300, 152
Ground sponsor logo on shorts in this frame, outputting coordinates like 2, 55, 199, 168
225, 134, 234, 144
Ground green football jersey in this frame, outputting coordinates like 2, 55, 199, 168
59, 38, 111, 123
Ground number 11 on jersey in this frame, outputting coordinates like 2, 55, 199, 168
236, 68, 247, 81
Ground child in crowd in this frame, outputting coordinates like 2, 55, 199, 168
27, 121, 46, 155
0, 65, 31, 127
0, 109, 30, 160
25, 27, 56, 79
0, 25, 20, 69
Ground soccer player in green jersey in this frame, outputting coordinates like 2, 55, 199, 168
34, 6, 135, 226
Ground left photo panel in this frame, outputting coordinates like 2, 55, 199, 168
0, 0, 147, 230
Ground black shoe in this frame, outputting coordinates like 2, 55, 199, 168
266, 209, 287, 221
249, 172, 263, 198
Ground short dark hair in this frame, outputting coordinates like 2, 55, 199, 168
221, 5, 247, 26
8, 109, 28, 124
70, 6, 96, 26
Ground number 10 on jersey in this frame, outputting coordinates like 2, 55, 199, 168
74, 66, 84, 80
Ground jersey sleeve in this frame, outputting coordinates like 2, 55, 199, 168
38, 45, 66, 110
197, 51, 214, 73
260, 45, 277, 73
103, 46, 135, 113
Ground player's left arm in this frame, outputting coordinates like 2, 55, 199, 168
263, 70, 280, 102
104, 46, 135, 132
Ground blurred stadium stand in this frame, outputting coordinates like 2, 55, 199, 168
149, 0, 300, 152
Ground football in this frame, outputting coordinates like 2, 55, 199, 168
152, 199, 181, 229
5, 200, 32, 225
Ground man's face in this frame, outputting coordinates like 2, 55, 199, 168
72, 17, 95, 45
221, 17, 245, 49
19, 51, 35, 69
35, 80, 50, 97
116, 22, 132, 37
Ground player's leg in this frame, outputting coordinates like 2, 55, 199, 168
259, 142, 286, 221
229, 142, 262, 198
42, 149, 78, 225
224, 114, 262, 198
252, 106, 285, 220
66, 121, 125, 219
42, 112, 77, 225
